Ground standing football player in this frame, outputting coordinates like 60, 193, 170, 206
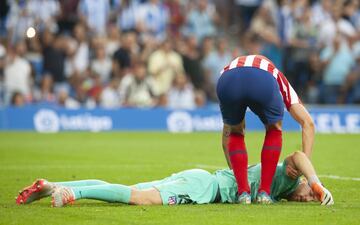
217, 54, 315, 204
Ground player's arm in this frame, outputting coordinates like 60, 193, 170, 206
277, 71, 315, 158
285, 151, 316, 180
285, 151, 334, 205
289, 104, 315, 158
222, 124, 232, 169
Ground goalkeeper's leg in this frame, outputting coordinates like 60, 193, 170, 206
52, 184, 162, 207
16, 179, 112, 205
55, 179, 109, 187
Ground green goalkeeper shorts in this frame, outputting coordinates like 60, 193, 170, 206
135, 169, 220, 205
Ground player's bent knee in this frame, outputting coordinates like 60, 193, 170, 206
293, 151, 306, 158
129, 189, 162, 205
229, 124, 245, 135
266, 122, 282, 131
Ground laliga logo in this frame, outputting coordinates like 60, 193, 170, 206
33, 109, 113, 132
167, 111, 223, 132
167, 111, 193, 132
34, 109, 60, 133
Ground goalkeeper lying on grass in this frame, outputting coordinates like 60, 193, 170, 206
16, 151, 334, 207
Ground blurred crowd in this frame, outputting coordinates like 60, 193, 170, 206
0, 0, 359, 109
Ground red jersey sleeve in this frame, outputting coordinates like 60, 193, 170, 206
275, 70, 301, 111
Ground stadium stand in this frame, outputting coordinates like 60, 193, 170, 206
0, 0, 359, 109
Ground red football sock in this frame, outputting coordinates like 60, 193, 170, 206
259, 128, 282, 195
228, 132, 250, 194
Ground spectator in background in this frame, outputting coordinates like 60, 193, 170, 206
139, 36, 158, 63
340, 0, 359, 42
194, 89, 207, 108
4, 42, 32, 104
105, 25, 121, 58
319, 34, 355, 104
202, 37, 232, 97
57, 88, 80, 109
0, 0, 10, 37
73, 72, 92, 106
10, 91, 25, 107
123, 61, 156, 108
6, 1, 35, 44
78, 0, 110, 36
100, 78, 120, 109
234, 0, 263, 32
116, 0, 139, 32
178, 36, 207, 96
91, 44, 112, 84
242, 32, 263, 55
351, 2, 360, 31
57, 0, 80, 34
26, 0, 60, 32
148, 39, 184, 95
200, 36, 214, 59
113, 32, 138, 78
183, 0, 217, 42
26, 30, 43, 80
64, 23, 89, 82
34, 74, 56, 104
338, 48, 360, 103
311, 0, 332, 29
277, 0, 294, 45
42, 30, 67, 92
165, 0, 185, 37
85, 74, 103, 108
318, 1, 357, 48
287, 7, 318, 98
167, 73, 195, 109
306, 51, 324, 103
250, 4, 282, 69
0, 0, 358, 107
0, 44, 5, 104
72, 23, 89, 75
213, 0, 233, 32
137, 0, 169, 43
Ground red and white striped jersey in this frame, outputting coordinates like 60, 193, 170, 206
220, 55, 300, 110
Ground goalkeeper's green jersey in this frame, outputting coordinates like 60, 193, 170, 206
213, 161, 300, 203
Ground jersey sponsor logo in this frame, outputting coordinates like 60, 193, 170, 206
168, 196, 177, 205
178, 194, 194, 204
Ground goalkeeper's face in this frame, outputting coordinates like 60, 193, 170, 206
288, 179, 318, 202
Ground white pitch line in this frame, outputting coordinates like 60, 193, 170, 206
0, 164, 170, 170
318, 175, 360, 181
195, 164, 360, 181
195, 164, 222, 170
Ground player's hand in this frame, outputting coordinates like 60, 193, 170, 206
320, 188, 334, 206
312, 183, 334, 206
286, 164, 302, 179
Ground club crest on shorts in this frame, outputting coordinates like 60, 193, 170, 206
168, 196, 177, 205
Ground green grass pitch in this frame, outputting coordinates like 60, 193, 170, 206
1, 132, 360, 225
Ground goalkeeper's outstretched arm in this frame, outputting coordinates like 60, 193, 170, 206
286, 151, 334, 205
